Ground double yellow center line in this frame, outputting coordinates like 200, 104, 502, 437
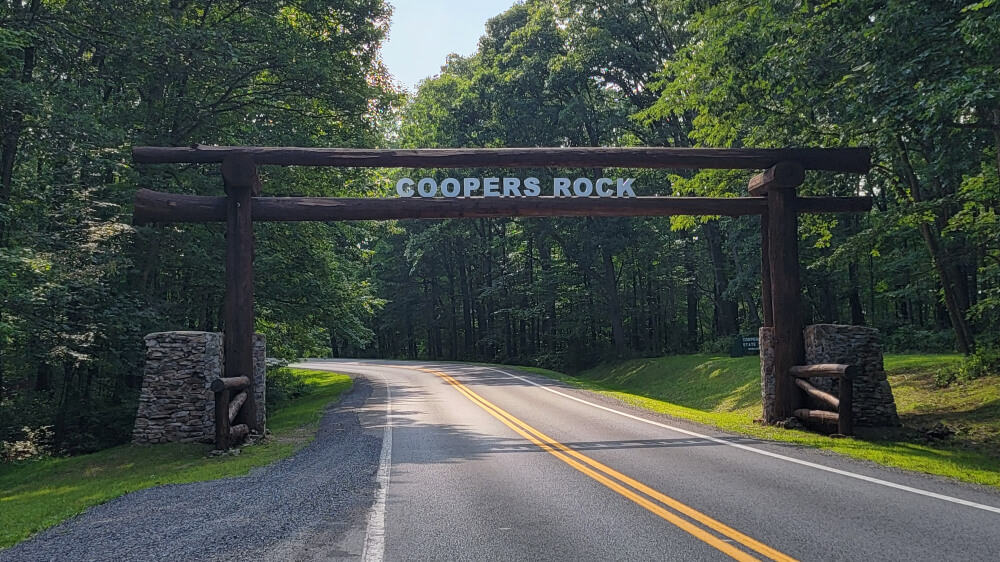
422, 368, 796, 562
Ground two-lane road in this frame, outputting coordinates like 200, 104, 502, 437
300, 359, 1000, 561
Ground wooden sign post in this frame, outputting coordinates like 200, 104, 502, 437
221, 154, 261, 435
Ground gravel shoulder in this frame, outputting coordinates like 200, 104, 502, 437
1, 379, 384, 562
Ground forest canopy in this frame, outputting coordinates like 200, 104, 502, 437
1, 0, 997, 456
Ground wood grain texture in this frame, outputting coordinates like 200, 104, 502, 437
228, 390, 248, 423
767, 184, 806, 419
210, 376, 250, 392
794, 378, 840, 410
222, 155, 260, 433
229, 423, 249, 443
748, 161, 806, 196
214, 389, 230, 450
793, 408, 840, 425
133, 145, 872, 172
789, 364, 857, 378
132, 190, 872, 224
839, 372, 854, 436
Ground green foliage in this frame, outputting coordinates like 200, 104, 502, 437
265, 367, 308, 408
957, 345, 1000, 382
0, 0, 398, 455
883, 327, 958, 354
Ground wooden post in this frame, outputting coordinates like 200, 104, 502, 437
765, 162, 806, 420
839, 371, 854, 436
222, 154, 261, 435
214, 388, 231, 450
760, 214, 773, 327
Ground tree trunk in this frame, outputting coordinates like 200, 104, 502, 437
601, 247, 627, 357
895, 136, 976, 354
686, 256, 699, 349
703, 221, 738, 336
848, 261, 865, 325
537, 233, 557, 352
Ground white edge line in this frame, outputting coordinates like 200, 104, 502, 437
362, 377, 392, 562
474, 365, 1000, 515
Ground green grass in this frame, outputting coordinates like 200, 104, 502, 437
0, 368, 352, 549
507, 354, 1000, 488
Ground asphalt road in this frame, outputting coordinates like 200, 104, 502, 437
5, 359, 1000, 561
299, 359, 1000, 562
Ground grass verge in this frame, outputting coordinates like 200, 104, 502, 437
502, 354, 1000, 488
0, 368, 351, 549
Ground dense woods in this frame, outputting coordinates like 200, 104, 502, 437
362, 0, 999, 368
1, 0, 998, 457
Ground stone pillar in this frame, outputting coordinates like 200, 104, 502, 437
133, 332, 222, 444
253, 334, 266, 431
759, 327, 779, 423
133, 331, 267, 444
804, 324, 899, 427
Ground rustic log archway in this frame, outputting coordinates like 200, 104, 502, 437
132, 145, 872, 448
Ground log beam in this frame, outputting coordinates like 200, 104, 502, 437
133, 145, 872, 172
793, 409, 839, 426
133, 190, 872, 225
230, 424, 249, 443
794, 378, 840, 410
749, 161, 806, 196
789, 364, 858, 379
228, 390, 248, 423
210, 376, 250, 392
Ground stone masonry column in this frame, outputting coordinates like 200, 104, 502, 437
759, 327, 779, 424
133, 331, 267, 444
133, 332, 222, 444
804, 324, 899, 427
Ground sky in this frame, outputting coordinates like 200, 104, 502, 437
382, 0, 517, 92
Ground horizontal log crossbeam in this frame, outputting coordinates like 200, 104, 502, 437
211, 376, 250, 392
133, 145, 871, 172
133, 190, 872, 224
793, 409, 839, 425
789, 364, 858, 379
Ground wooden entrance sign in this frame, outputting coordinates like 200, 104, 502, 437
132, 145, 872, 448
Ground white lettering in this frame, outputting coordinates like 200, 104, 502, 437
397, 176, 638, 198
463, 178, 480, 197
484, 177, 500, 197
502, 177, 522, 197
396, 178, 415, 197
523, 177, 541, 196
617, 178, 636, 198
417, 178, 438, 197
554, 177, 571, 197
440, 178, 461, 197
596, 178, 613, 197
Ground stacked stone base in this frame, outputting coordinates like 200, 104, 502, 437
760, 324, 899, 427
133, 331, 266, 444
